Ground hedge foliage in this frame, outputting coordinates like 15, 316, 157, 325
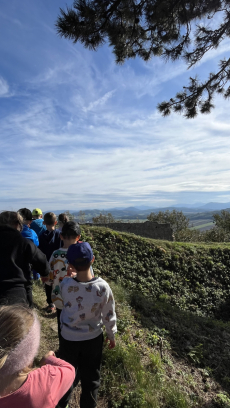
81, 226, 230, 317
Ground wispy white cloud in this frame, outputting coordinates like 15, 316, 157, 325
0, 10, 23, 28
1, 0, 230, 210
82, 90, 116, 112
0, 76, 9, 97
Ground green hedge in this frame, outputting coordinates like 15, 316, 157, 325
81, 226, 230, 317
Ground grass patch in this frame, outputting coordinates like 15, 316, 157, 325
99, 283, 192, 408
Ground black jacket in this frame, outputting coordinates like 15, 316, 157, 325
0, 225, 50, 292
39, 229, 62, 261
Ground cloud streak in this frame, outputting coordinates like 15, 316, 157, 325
0, 0, 230, 210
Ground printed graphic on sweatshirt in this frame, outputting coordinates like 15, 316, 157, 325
54, 250, 67, 259
50, 259, 68, 283
53, 285, 61, 296
91, 303, 98, 313
60, 278, 117, 341
48, 271, 55, 283
68, 286, 79, 293
96, 287, 106, 297
105, 310, 113, 321
48, 249, 69, 309
76, 296, 84, 311
51, 258, 65, 271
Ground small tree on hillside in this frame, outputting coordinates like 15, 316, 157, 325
78, 211, 86, 223
147, 210, 189, 239
213, 210, 230, 232
92, 213, 115, 224
203, 226, 230, 242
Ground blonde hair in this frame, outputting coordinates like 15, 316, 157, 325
0, 305, 34, 370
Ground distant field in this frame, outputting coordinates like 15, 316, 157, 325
190, 222, 214, 231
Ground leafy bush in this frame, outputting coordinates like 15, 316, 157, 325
215, 393, 230, 408
82, 226, 230, 317
92, 213, 115, 224
213, 211, 230, 233
147, 210, 189, 239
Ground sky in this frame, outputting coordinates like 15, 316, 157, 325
1, 0, 230, 211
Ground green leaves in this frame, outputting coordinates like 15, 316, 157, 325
147, 210, 189, 238
82, 226, 230, 317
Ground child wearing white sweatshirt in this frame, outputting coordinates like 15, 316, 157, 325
57, 242, 117, 408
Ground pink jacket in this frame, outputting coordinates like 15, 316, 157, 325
0, 356, 75, 408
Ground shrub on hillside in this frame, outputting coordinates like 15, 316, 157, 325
213, 210, 230, 232
147, 210, 189, 240
92, 213, 115, 224
82, 226, 230, 317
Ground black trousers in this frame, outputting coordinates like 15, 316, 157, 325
45, 283, 52, 305
57, 332, 104, 408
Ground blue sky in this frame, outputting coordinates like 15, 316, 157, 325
1, 0, 230, 211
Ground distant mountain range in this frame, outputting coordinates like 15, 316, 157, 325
47, 202, 230, 215
45, 202, 230, 223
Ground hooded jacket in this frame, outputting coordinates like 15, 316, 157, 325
21, 224, 39, 246
30, 218, 46, 237
0, 225, 50, 296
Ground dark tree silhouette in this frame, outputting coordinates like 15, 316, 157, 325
56, 0, 230, 118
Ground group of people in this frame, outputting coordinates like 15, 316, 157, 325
0, 208, 117, 408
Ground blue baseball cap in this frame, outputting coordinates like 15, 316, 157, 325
67, 242, 94, 267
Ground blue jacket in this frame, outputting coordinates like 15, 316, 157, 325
39, 230, 62, 261
21, 225, 39, 246
30, 219, 46, 237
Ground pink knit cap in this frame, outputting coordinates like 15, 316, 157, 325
0, 312, 40, 376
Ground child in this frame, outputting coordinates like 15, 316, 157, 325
46, 221, 81, 339
39, 212, 62, 313
57, 242, 117, 408
18, 208, 40, 282
0, 304, 75, 407
39, 212, 62, 261
56, 213, 69, 233
30, 208, 46, 237
0, 211, 50, 308
18, 208, 39, 247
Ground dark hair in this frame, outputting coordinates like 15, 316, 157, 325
73, 261, 92, 272
18, 208, 32, 222
44, 212, 56, 226
0, 211, 23, 231
58, 213, 69, 224
61, 221, 81, 239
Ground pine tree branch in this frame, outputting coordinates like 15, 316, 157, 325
158, 57, 230, 118
56, 0, 230, 117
